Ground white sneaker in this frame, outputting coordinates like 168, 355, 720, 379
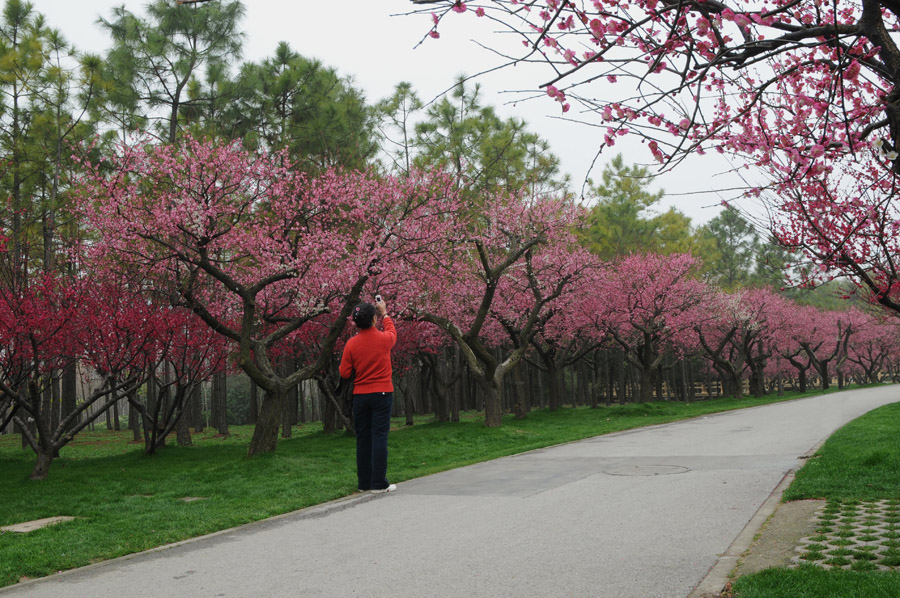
370, 484, 396, 494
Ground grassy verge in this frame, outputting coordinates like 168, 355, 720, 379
731, 400, 900, 598
0, 388, 849, 587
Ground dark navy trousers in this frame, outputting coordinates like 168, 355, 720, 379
352, 392, 393, 491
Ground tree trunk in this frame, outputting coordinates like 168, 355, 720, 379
819, 364, 830, 390
638, 367, 654, 403
211, 372, 229, 436
605, 350, 614, 406
129, 389, 142, 442
249, 387, 283, 456
731, 373, 744, 400
483, 382, 502, 427
322, 385, 336, 434
282, 385, 294, 439
113, 400, 121, 431
406, 367, 419, 426
450, 381, 460, 423
50, 373, 61, 438
42, 377, 53, 439
654, 364, 664, 401
547, 361, 562, 411
249, 379, 258, 425
30, 450, 54, 481
61, 360, 77, 431
190, 384, 203, 432
797, 368, 807, 393
512, 362, 528, 420
298, 380, 308, 424
176, 404, 192, 446
432, 357, 450, 423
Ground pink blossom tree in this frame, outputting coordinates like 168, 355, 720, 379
587, 253, 708, 403
751, 291, 807, 392
793, 308, 856, 390
843, 309, 897, 385
406, 193, 590, 427
412, 0, 900, 316
527, 261, 606, 412
492, 240, 602, 415
694, 287, 791, 399
76, 136, 461, 455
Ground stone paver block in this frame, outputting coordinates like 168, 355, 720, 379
1, 516, 76, 533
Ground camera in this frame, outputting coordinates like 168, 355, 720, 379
375, 294, 382, 303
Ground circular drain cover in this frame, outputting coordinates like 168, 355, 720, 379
604, 465, 690, 477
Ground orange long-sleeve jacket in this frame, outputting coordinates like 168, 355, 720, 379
339, 316, 397, 394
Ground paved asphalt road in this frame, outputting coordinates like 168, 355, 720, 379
4, 386, 899, 598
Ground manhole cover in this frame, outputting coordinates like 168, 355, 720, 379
604, 465, 690, 477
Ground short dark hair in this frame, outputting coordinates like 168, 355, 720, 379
352, 302, 376, 329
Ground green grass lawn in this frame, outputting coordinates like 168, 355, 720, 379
0, 388, 861, 588
731, 400, 900, 598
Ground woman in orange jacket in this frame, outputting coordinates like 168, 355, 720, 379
339, 297, 397, 493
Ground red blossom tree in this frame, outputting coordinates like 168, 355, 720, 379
126, 306, 227, 454
0, 273, 155, 480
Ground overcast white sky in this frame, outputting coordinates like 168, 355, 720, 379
32, 0, 748, 225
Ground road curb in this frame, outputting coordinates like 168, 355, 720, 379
687, 469, 797, 597
688, 435, 829, 598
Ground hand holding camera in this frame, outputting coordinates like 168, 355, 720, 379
374, 294, 387, 317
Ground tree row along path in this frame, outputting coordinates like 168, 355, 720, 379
3, 386, 897, 598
